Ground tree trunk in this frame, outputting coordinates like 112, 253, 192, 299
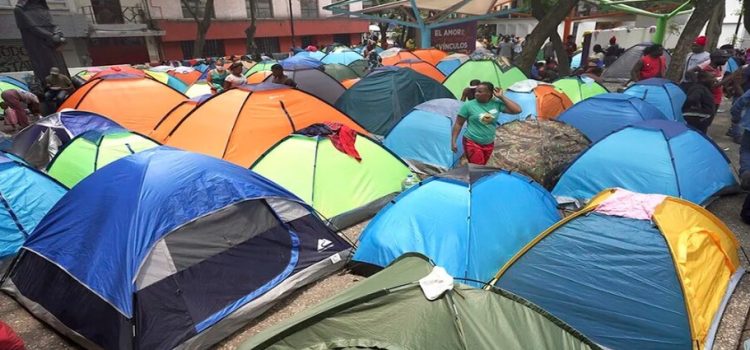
705, 0, 725, 50
191, 0, 214, 58
665, 0, 724, 81
378, 22, 389, 48
516, 0, 578, 77
550, 33, 571, 76
245, 0, 257, 54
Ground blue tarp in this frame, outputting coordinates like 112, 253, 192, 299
497, 213, 692, 350
0, 152, 65, 260
354, 168, 561, 283
624, 78, 687, 122
553, 120, 738, 204
23, 146, 305, 318
558, 93, 670, 142
384, 99, 464, 173
437, 59, 463, 76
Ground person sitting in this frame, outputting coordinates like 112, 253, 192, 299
451, 82, 522, 165
223, 62, 247, 90
44, 67, 73, 109
530, 62, 544, 80
1, 89, 41, 131
207, 59, 229, 93
270, 64, 297, 87
683, 71, 717, 134
461, 79, 481, 101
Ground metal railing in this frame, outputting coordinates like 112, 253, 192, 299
80, 4, 149, 25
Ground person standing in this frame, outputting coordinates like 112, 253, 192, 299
451, 82, 521, 165
604, 36, 621, 67
683, 71, 718, 134
565, 35, 577, 61
687, 49, 732, 133
682, 36, 711, 82
460, 79, 481, 101
496, 36, 513, 61
542, 40, 555, 61
629, 44, 666, 83
730, 87, 750, 190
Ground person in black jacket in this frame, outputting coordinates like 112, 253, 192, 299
683, 71, 718, 134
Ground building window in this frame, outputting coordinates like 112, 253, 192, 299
180, 39, 225, 59
300, 36, 314, 48
246, 0, 273, 18
181, 0, 214, 19
333, 34, 350, 46
255, 37, 280, 55
300, 0, 318, 18
0, 0, 12, 5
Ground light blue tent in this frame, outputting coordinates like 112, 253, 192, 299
0, 151, 66, 268
624, 78, 686, 122
321, 50, 365, 65
726, 56, 740, 73
553, 120, 739, 205
558, 93, 670, 142
384, 98, 464, 175
570, 52, 582, 69
282, 55, 323, 69
353, 166, 561, 284
294, 50, 325, 60
436, 53, 470, 76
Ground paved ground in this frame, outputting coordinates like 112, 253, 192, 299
1, 103, 749, 349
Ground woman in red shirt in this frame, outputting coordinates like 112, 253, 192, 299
629, 44, 666, 83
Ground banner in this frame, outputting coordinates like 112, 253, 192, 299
431, 21, 477, 52
0, 42, 33, 73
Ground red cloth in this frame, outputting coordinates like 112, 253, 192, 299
462, 137, 493, 165
698, 61, 725, 105
324, 123, 361, 161
0, 321, 25, 350
1, 90, 33, 127
639, 55, 666, 80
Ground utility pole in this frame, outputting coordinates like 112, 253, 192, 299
288, 0, 297, 48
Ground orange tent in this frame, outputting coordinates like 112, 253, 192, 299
168, 69, 202, 85
534, 84, 574, 120
412, 49, 448, 65
59, 74, 186, 134
90, 66, 145, 79
149, 97, 204, 142
154, 83, 367, 167
381, 51, 420, 66
342, 78, 360, 89
394, 59, 446, 82
247, 71, 272, 83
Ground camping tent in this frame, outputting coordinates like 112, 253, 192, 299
321, 51, 364, 65
148, 97, 205, 142
263, 67, 346, 105
557, 93, 670, 142
485, 119, 590, 189
251, 125, 413, 228
145, 70, 189, 93
47, 129, 160, 188
243, 60, 277, 77
553, 120, 738, 205
241, 254, 602, 350
58, 73, 186, 134
0, 151, 65, 271
294, 50, 325, 60
394, 59, 446, 82
602, 43, 672, 83
492, 188, 743, 350
335, 66, 455, 135
354, 166, 561, 283
412, 48, 448, 65
167, 67, 202, 86
347, 59, 368, 76
1, 147, 352, 350
11, 110, 122, 169
185, 81, 211, 98
442, 60, 527, 98
341, 78, 360, 89
280, 56, 323, 70
436, 53, 470, 76
496, 80, 573, 124
624, 78, 686, 122
153, 83, 366, 167
552, 76, 608, 104
380, 50, 420, 66
322, 63, 362, 81
384, 98, 464, 175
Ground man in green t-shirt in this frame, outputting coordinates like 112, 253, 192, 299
451, 82, 521, 165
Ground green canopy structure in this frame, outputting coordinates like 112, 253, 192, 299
552, 76, 609, 104
240, 253, 602, 350
323, 63, 362, 81
250, 126, 414, 228
47, 129, 160, 188
443, 60, 527, 99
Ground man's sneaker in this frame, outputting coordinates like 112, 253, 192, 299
741, 171, 750, 190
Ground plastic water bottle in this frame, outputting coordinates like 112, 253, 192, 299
402, 174, 418, 191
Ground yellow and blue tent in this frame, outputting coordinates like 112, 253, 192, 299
491, 188, 743, 350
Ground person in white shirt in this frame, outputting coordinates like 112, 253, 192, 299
223, 62, 247, 90
683, 36, 711, 82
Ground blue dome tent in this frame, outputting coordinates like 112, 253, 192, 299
281, 55, 323, 70
321, 50, 365, 65
384, 98, 464, 175
557, 93, 670, 142
624, 78, 686, 122
2, 147, 352, 349
553, 120, 739, 205
353, 166, 561, 284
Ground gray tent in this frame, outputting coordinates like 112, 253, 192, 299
602, 43, 672, 83
264, 68, 346, 105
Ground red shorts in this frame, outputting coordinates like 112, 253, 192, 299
463, 137, 494, 165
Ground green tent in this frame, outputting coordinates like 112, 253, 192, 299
240, 254, 602, 350
442, 60, 527, 98
323, 63, 362, 81
552, 76, 609, 104
47, 129, 159, 188
347, 59, 368, 76
251, 128, 414, 228
244, 60, 278, 77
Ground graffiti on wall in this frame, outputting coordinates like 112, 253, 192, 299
0, 43, 34, 73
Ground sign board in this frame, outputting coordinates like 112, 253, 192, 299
431, 21, 477, 52
0, 41, 33, 73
